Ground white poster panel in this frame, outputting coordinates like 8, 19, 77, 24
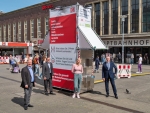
50, 44, 76, 70
78, 5, 91, 28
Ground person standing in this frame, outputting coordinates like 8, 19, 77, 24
38, 56, 47, 79
136, 54, 142, 73
42, 57, 55, 95
20, 59, 35, 110
21, 52, 25, 64
71, 58, 83, 98
33, 54, 39, 76
118, 52, 122, 63
95, 56, 100, 73
131, 53, 134, 65
102, 56, 118, 99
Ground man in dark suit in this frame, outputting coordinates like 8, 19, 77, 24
42, 57, 55, 95
21, 59, 35, 110
102, 56, 118, 99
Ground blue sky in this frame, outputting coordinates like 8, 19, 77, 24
0, 0, 47, 13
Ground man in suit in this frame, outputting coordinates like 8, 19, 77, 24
42, 57, 55, 95
21, 59, 35, 110
102, 56, 118, 99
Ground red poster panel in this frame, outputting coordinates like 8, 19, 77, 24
52, 68, 74, 90
50, 14, 76, 43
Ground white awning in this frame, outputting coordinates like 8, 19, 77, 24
41, 33, 50, 49
78, 26, 107, 50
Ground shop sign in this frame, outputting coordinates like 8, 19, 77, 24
42, 4, 53, 10
38, 40, 43, 44
2, 42, 6, 46
103, 39, 150, 47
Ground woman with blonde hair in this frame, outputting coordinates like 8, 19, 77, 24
71, 58, 83, 98
33, 54, 40, 76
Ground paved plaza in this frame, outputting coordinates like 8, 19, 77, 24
0, 64, 150, 113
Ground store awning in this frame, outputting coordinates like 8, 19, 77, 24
41, 32, 50, 49
78, 26, 107, 50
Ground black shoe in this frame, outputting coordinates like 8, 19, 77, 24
106, 94, 109, 97
115, 95, 118, 99
24, 106, 28, 110
49, 92, 56, 95
45, 92, 49, 96
28, 104, 34, 107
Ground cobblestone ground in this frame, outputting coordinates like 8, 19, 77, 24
0, 64, 150, 113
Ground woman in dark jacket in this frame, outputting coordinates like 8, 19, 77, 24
95, 56, 100, 73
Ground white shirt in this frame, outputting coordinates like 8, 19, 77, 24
139, 57, 142, 64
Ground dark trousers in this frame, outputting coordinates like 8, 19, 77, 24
105, 76, 117, 96
24, 83, 33, 106
44, 77, 53, 93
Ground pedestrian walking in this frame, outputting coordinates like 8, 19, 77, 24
95, 56, 100, 73
131, 53, 134, 65
20, 59, 35, 110
102, 56, 118, 99
136, 54, 142, 73
42, 57, 55, 95
38, 56, 47, 79
71, 58, 83, 98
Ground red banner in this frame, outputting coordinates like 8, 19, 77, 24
52, 68, 74, 90
50, 14, 76, 43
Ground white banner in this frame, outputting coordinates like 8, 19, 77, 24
117, 64, 131, 79
50, 44, 76, 70
50, 5, 77, 18
78, 5, 91, 28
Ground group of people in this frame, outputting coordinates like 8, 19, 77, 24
21, 56, 54, 110
21, 55, 118, 110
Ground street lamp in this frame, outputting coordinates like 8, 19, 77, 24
120, 15, 127, 64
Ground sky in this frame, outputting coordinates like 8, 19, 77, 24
0, 0, 48, 13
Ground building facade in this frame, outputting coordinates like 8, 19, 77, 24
0, 0, 150, 63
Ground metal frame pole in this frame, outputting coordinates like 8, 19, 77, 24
122, 18, 125, 64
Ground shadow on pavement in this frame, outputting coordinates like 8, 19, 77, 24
11, 97, 24, 108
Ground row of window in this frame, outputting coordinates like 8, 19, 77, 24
0, 18, 49, 41
91, 0, 150, 35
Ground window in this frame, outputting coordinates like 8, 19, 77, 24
0, 26, 1, 41
37, 18, 41, 38
103, 1, 109, 35
120, 0, 128, 33
24, 21, 27, 41
8, 24, 11, 41
131, 0, 139, 33
13, 23, 16, 42
3, 25, 6, 41
18, 22, 21, 41
94, 3, 100, 35
111, 0, 118, 34
30, 19, 34, 38
142, 0, 150, 32
45, 18, 49, 35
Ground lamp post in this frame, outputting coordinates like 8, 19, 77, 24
120, 15, 127, 64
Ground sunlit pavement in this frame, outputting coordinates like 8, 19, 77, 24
0, 64, 150, 113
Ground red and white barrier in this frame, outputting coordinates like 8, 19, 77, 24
117, 64, 131, 79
